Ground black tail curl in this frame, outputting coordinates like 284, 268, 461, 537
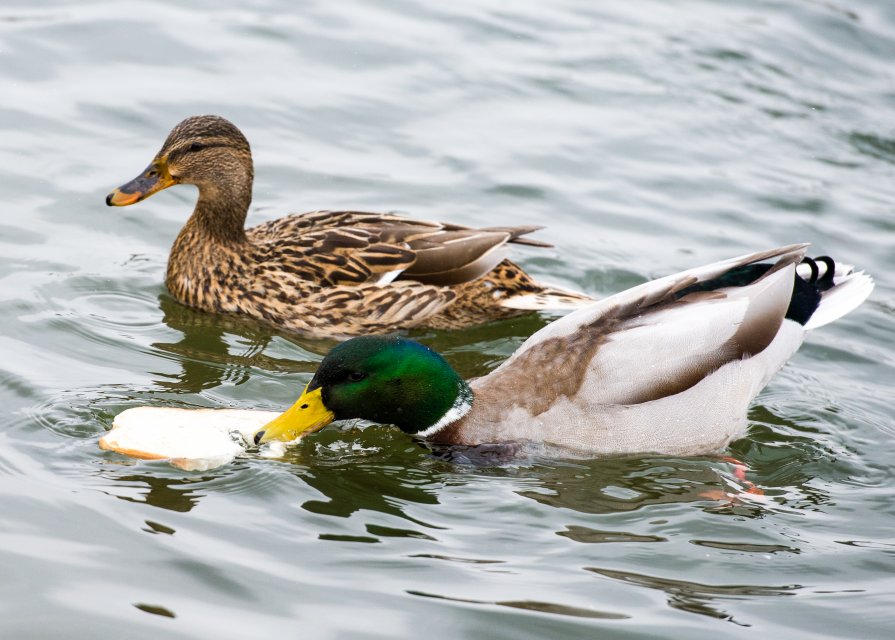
789, 255, 837, 324
675, 254, 838, 326
800, 256, 837, 289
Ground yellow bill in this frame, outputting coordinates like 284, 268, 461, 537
254, 385, 335, 444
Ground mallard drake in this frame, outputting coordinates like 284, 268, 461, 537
106, 115, 592, 338
254, 245, 873, 456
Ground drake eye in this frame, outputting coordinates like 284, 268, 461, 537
347, 371, 366, 382
189, 142, 205, 152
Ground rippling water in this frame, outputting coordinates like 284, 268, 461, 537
2, 1, 894, 637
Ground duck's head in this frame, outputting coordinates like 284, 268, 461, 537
254, 336, 472, 444
106, 115, 253, 207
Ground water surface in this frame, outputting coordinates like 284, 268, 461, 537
1, 1, 894, 638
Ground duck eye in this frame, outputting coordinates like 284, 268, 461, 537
347, 371, 366, 382
189, 142, 205, 152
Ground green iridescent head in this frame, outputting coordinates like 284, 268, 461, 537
255, 336, 472, 443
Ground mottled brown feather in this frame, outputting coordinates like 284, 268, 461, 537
129, 117, 593, 338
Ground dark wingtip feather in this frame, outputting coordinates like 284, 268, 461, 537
480, 225, 553, 248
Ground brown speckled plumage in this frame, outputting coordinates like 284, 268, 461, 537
110, 115, 593, 338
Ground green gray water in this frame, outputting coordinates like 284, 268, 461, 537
1, 1, 893, 638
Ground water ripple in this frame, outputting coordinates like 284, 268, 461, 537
1, 0, 894, 637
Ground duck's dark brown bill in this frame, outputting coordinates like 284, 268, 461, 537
106, 161, 174, 206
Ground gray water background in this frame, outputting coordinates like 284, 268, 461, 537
1, 1, 893, 638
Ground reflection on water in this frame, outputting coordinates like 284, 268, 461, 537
514, 456, 751, 516
106, 472, 215, 512
689, 539, 798, 554
153, 294, 317, 394
283, 427, 443, 527
849, 132, 895, 165
586, 566, 801, 627
153, 294, 258, 394
558, 525, 666, 544
409, 554, 505, 565
151, 292, 553, 397
408, 589, 630, 621
133, 603, 176, 619
143, 520, 176, 535
21, 385, 884, 633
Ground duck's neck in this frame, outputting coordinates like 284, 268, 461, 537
414, 380, 474, 439
186, 180, 252, 245
165, 171, 254, 308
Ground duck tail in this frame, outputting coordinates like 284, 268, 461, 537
800, 258, 874, 330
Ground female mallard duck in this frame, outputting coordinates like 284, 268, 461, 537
254, 245, 873, 456
106, 115, 592, 337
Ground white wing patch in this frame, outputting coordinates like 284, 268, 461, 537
376, 268, 406, 285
